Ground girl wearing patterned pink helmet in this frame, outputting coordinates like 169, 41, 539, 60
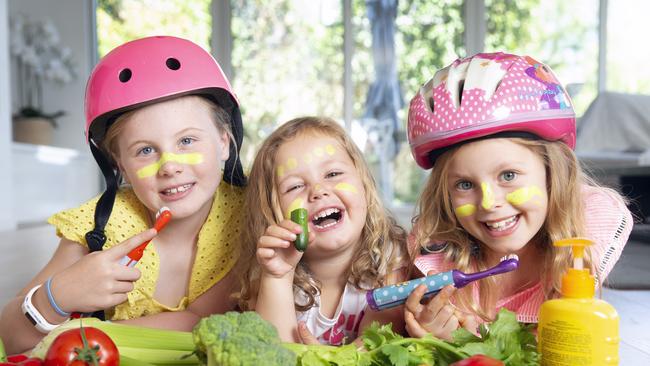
403, 52, 632, 341
0, 36, 247, 353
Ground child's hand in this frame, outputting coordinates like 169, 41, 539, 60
50, 229, 156, 313
404, 284, 460, 341
256, 220, 312, 278
297, 321, 321, 345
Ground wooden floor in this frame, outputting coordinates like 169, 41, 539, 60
1, 225, 649, 362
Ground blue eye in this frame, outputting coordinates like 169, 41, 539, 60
138, 146, 154, 156
456, 181, 473, 190
502, 171, 517, 182
180, 137, 194, 146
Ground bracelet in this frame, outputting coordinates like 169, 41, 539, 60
45, 277, 71, 317
22, 285, 59, 333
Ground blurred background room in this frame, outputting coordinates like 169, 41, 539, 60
0, 0, 649, 361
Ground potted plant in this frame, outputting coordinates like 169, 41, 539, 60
10, 14, 75, 145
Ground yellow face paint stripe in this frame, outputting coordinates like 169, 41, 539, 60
136, 152, 203, 178
277, 165, 285, 178
455, 204, 477, 217
334, 182, 358, 194
286, 158, 298, 170
481, 182, 495, 209
286, 198, 304, 219
506, 186, 544, 206
325, 144, 336, 156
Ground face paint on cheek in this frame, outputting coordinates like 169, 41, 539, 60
454, 204, 477, 217
136, 152, 203, 178
334, 182, 358, 194
506, 186, 545, 206
286, 198, 304, 219
481, 182, 495, 209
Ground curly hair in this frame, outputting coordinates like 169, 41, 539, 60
412, 138, 601, 321
237, 116, 408, 311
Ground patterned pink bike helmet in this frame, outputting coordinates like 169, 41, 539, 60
82, 36, 246, 255
407, 52, 575, 169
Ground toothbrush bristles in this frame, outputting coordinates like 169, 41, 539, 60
500, 253, 519, 262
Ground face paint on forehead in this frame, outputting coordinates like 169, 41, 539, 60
455, 203, 477, 217
506, 186, 545, 206
277, 164, 285, 178
325, 144, 336, 156
285, 198, 305, 219
334, 182, 358, 194
286, 158, 298, 170
481, 182, 495, 209
136, 152, 203, 178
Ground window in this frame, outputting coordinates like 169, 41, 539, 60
606, 0, 650, 93
96, 0, 211, 57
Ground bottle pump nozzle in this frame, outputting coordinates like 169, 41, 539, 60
553, 237, 595, 298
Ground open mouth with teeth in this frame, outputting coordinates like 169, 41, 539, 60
312, 208, 343, 229
484, 214, 519, 232
161, 183, 194, 196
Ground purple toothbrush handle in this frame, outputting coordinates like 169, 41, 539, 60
453, 258, 519, 288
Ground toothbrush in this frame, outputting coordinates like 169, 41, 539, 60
71, 207, 172, 319
119, 207, 172, 267
366, 254, 519, 311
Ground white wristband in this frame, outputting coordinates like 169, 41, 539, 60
22, 284, 60, 333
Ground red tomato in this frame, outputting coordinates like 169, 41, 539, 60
43, 327, 118, 366
451, 354, 504, 366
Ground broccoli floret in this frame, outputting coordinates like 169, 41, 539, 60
192, 311, 297, 366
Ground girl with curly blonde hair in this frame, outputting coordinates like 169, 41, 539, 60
238, 116, 409, 345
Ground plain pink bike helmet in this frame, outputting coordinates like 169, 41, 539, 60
83, 36, 246, 256
407, 51, 576, 169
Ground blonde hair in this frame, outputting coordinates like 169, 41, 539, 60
101, 95, 232, 167
238, 116, 408, 311
413, 138, 602, 321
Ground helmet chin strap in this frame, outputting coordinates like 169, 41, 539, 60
83, 137, 117, 321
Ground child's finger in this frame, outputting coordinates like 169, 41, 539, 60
297, 322, 320, 345
420, 285, 455, 322
256, 248, 277, 261
108, 229, 157, 258
258, 235, 292, 249
265, 224, 298, 242
113, 266, 141, 282
404, 284, 427, 314
111, 280, 135, 294
404, 310, 429, 338
278, 219, 304, 233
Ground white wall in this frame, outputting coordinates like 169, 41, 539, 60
8, 0, 94, 151
0, 0, 16, 231
3, 0, 101, 228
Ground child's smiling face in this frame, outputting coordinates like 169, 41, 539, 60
446, 138, 548, 256
275, 132, 367, 259
115, 96, 230, 220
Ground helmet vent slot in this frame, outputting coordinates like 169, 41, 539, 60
166, 58, 181, 70
118, 68, 132, 83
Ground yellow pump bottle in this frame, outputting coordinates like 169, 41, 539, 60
538, 238, 619, 365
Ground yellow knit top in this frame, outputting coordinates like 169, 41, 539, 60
47, 180, 245, 320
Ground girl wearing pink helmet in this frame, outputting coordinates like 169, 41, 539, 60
0, 36, 247, 353
403, 52, 632, 341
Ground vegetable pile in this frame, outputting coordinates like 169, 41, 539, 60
191, 309, 539, 366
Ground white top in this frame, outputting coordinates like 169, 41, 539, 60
296, 282, 368, 345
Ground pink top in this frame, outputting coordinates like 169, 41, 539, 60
412, 185, 633, 323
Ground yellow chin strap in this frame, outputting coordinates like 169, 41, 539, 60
136, 152, 204, 178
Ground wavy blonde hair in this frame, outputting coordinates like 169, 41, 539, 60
413, 138, 601, 321
238, 116, 408, 311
